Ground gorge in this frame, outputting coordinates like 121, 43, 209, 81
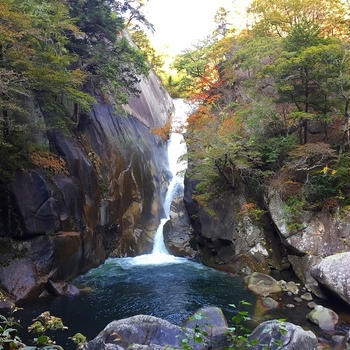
0, 0, 349, 349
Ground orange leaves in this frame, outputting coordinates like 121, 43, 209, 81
238, 202, 256, 216
150, 117, 172, 140
218, 115, 241, 136
238, 202, 264, 221
30, 151, 69, 176
189, 64, 224, 103
187, 104, 216, 131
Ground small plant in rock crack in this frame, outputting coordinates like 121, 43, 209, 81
0, 307, 23, 350
257, 318, 288, 350
179, 312, 211, 350
225, 300, 257, 350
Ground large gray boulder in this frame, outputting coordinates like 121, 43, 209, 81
249, 320, 318, 350
306, 305, 339, 331
267, 187, 350, 293
0, 258, 46, 301
85, 315, 209, 350
311, 252, 350, 306
163, 196, 197, 258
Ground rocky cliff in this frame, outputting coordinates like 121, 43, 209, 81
0, 71, 174, 303
182, 176, 286, 275
178, 169, 350, 305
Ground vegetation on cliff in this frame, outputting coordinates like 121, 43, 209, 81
0, 0, 152, 181
172, 0, 350, 214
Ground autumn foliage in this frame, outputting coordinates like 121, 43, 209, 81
151, 117, 172, 140
30, 151, 69, 176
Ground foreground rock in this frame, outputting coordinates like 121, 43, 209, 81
183, 306, 227, 348
84, 315, 209, 350
245, 272, 282, 296
311, 252, 350, 306
249, 320, 318, 350
163, 196, 197, 258
307, 305, 339, 331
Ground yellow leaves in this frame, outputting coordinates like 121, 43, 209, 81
321, 166, 329, 174
321, 166, 337, 175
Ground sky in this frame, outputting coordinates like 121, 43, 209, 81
143, 0, 252, 57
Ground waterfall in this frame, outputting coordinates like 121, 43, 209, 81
129, 99, 190, 265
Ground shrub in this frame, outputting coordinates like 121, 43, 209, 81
30, 151, 69, 176
238, 203, 264, 222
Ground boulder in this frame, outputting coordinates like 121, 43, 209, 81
285, 281, 299, 295
183, 178, 280, 273
183, 306, 228, 348
267, 188, 350, 293
307, 302, 317, 309
307, 305, 339, 331
249, 320, 318, 350
46, 280, 80, 297
51, 231, 83, 281
0, 258, 46, 301
245, 272, 282, 296
85, 315, 209, 350
262, 297, 279, 309
287, 255, 324, 298
163, 197, 197, 258
301, 293, 313, 301
311, 252, 350, 306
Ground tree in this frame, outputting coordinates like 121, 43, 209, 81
264, 22, 343, 143
213, 7, 231, 39
248, 0, 349, 39
130, 29, 164, 75
67, 0, 149, 106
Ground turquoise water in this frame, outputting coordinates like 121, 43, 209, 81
17, 257, 256, 347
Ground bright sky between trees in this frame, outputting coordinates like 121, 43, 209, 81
143, 0, 252, 57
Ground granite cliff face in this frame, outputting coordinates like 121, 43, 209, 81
0, 71, 173, 302
180, 170, 350, 304
182, 176, 286, 275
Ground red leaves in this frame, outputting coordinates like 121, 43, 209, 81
189, 64, 224, 103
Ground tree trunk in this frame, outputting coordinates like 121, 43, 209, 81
303, 119, 307, 144
341, 99, 349, 153
2, 108, 9, 141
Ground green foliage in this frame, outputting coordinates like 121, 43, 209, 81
130, 29, 164, 76
259, 135, 296, 169
0, 309, 22, 350
282, 195, 306, 232
69, 333, 87, 348
0, 309, 85, 350
304, 155, 350, 206
0, 0, 153, 181
67, 0, 150, 106
174, 0, 349, 205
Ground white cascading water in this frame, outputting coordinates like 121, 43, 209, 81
129, 99, 191, 265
